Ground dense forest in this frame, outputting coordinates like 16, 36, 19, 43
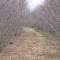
0, 0, 60, 60
0, 0, 60, 49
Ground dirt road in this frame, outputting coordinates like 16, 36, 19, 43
0, 27, 60, 60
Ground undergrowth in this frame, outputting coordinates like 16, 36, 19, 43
0, 36, 13, 52
28, 24, 42, 30
27, 24, 56, 40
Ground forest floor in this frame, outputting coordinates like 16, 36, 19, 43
0, 27, 60, 60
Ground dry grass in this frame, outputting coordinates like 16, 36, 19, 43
0, 27, 60, 60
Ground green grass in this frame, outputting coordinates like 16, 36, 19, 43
0, 37, 4, 52
28, 24, 42, 30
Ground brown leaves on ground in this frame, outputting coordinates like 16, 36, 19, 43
0, 27, 60, 60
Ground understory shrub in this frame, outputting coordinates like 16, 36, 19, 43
28, 24, 42, 30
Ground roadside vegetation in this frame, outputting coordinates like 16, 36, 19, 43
0, 0, 60, 60
28, 24, 56, 40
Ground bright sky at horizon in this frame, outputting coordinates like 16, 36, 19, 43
26, 0, 45, 12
